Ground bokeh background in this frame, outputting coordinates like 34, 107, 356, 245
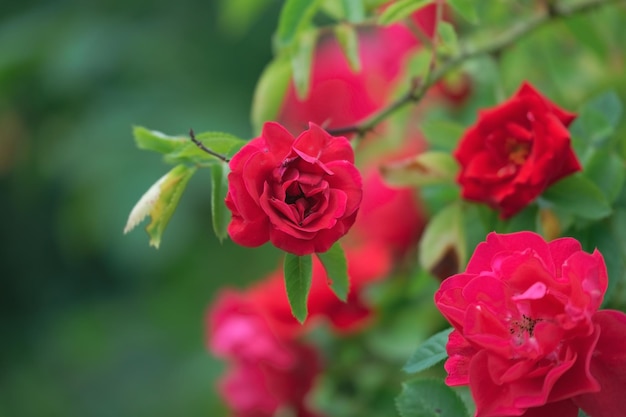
0, 1, 284, 416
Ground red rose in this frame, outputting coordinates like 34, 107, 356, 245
225, 122, 362, 255
454, 82, 581, 218
208, 291, 323, 417
435, 231, 626, 417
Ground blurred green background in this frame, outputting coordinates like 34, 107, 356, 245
0, 0, 283, 416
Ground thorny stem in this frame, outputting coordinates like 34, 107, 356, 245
189, 129, 230, 163
327, 0, 623, 138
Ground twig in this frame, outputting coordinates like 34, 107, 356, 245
327, 0, 623, 138
189, 129, 230, 163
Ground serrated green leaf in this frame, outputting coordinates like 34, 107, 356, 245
133, 126, 186, 154
381, 151, 459, 187
334, 23, 361, 72
284, 254, 313, 323
164, 132, 246, 166
378, 0, 433, 26
317, 243, 349, 302
420, 118, 465, 152
437, 22, 459, 56
124, 164, 196, 248
447, 0, 478, 24
291, 28, 317, 99
403, 328, 453, 374
275, 0, 322, 50
419, 202, 466, 273
540, 174, 612, 221
396, 379, 469, 417
251, 56, 293, 133
211, 163, 230, 242
341, 0, 366, 22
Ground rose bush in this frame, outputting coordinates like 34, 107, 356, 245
454, 82, 581, 218
435, 231, 626, 417
208, 291, 323, 417
225, 122, 362, 255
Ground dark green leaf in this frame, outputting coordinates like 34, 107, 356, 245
396, 379, 469, 417
211, 163, 230, 242
585, 150, 625, 203
571, 91, 623, 153
251, 56, 293, 133
334, 23, 361, 72
447, 0, 478, 24
275, 0, 322, 49
290, 28, 317, 99
590, 220, 625, 308
403, 328, 453, 374
378, 0, 433, 26
540, 174, 612, 221
317, 243, 349, 302
284, 254, 313, 323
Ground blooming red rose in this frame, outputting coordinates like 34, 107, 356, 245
225, 122, 362, 255
454, 82, 581, 218
435, 231, 626, 417
208, 291, 323, 417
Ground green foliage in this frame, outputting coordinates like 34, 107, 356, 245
251, 56, 293, 133
403, 328, 453, 374
446, 0, 479, 24
381, 151, 459, 187
419, 202, 466, 273
378, 0, 434, 26
284, 253, 314, 323
437, 22, 459, 56
540, 174, 612, 221
275, 0, 322, 51
317, 243, 350, 302
335, 23, 362, 73
396, 379, 469, 417
290, 28, 318, 99
211, 163, 230, 242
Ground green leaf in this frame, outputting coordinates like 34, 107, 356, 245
217, 0, 275, 37
164, 132, 246, 166
590, 220, 625, 308
419, 202, 466, 273
378, 0, 433, 26
317, 243, 349, 302
341, 0, 366, 22
403, 328, 453, 374
124, 164, 197, 248
211, 163, 230, 242
334, 23, 361, 72
275, 0, 322, 50
585, 150, 625, 203
381, 151, 459, 187
571, 91, 623, 154
447, 0, 478, 24
290, 28, 318, 99
396, 379, 469, 417
563, 14, 608, 59
133, 126, 186, 154
284, 253, 313, 323
540, 174, 612, 221
420, 118, 465, 152
437, 22, 459, 56
251, 56, 293, 133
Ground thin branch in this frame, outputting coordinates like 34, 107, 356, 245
189, 129, 230, 163
327, 0, 623, 138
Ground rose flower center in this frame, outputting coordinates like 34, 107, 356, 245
505, 138, 531, 165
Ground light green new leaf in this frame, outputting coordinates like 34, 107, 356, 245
437, 22, 459, 56
284, 253, 313, 323
133, 126, 186, 154
317, 243, 349, 302
275, 0, 322, 50
211, 163, 231, 242
540, 174, 611, 221
403, 328, 453, 374
124, 164, 197, 248
164, 131, 246, 166
381, 151, 459, 187
447, 0, 478, 24
251, 56, 293, 133
291, 28, 318, 99
420, 118, 465, 152
396, 379, 469, 417
341, 0, 366, 22
378, 0, 433, 26
419, 202, 466, 272
335, 23, 361, 72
